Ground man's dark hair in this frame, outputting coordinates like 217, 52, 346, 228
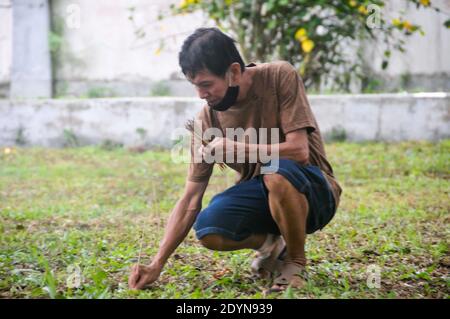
179, 27, 245, 79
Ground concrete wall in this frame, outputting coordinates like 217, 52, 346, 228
0, 97, 203, 148
50, 0, 209, 97
10, 0, 52, 98
310, 93, 450, 141
365, 1, 450, 92
1, 93, 448, 148
0, 0, 12, 98
51, 0, 450, 95
0, 1, 449, 97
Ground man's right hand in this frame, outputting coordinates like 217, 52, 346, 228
128, 263, 162, 290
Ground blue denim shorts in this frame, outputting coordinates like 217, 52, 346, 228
193, 159, 337, 241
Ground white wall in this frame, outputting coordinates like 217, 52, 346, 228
53, 0, 201, 80
1, 94, 449, 147
0, 0, 12, 96
369, 0, 450, 76
52, 0, 450, 95
51, 0, 215, 96
1, 1, 449, 97
10, 0, 52, 98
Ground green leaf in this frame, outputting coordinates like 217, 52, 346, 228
445, 19, 450, 28
267, 19, 277, 30
43, 270, 58, 299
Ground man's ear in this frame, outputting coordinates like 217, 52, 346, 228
229, 62, 243, 85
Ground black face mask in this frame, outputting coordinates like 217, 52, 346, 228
209, 85, 240, 111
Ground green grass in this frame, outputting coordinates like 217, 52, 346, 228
0, 141, 449, 299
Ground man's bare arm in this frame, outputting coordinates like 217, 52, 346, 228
259, 128, 310, 164
152, 179, 209, 268
205, 129, 310, 165
129, 179, 209, 289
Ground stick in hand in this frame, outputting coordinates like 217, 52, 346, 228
185, 119, 226, 171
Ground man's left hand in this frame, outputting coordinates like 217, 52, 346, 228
202, 137, 234, 163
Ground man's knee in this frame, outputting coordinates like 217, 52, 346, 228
199, 234, 225, 251
263, 173, 290, 195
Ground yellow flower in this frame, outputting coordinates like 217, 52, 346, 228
392, 18, 402, 27
420, 0, 430, 6
179, 0, 188, 9
301, 39, 315, 53
403, 20, 413, 32
348, 0, 357, 7
4, 147, 11, 154
295, 28, 308, 42
358, 5, 368, 15
154, 47, 162, 56
179, 0, 197, 9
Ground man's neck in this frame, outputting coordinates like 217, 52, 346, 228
236, 67, 255, 103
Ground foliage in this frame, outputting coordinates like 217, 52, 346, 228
172, 0, 449, 91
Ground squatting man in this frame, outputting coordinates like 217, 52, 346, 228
128, 27, 342, 293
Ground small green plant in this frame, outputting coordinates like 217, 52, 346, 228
150, 81, 171, 97
361, 77, 383, 93
86, 87, 116, 98
48, 15, 64, 66
63, 129, 80, 147
31, 248, 59, 299
100, 139, 123, 151
54, 81, 70, 99
326, 126, 348, 142
400, 72, 412, 90
49, 31, 63, 56
15, 127, 27, 146
136, 128, 147, 141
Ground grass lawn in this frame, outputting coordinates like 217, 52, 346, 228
0, 141, 449, 299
